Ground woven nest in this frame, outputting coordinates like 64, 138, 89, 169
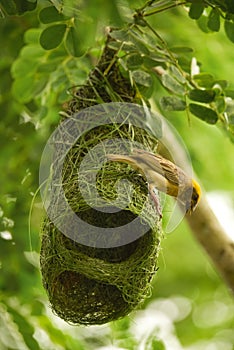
40, 33, 162, 325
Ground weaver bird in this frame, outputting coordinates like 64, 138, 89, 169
106, 148, 201, 218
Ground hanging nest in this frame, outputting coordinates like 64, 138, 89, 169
40, 31, 162, 325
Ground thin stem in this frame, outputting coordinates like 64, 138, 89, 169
140, 18, 184, 75
144, 1, 187, 17
135, 0, 157, 13
203, 0, 226, 20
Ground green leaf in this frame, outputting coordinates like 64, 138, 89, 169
213, 80, 228, 90
109, 29, 129, 42
145, 333, 166, 350
161, 73, 184, 95
170, 46, 194, 54
18, 0, 37, 14
12, 73, 48, 103
0, 0, 37, 15
0, 0, 17, 15
31, 299, 44, 316
12, 74, 35, 103
207, 8, 220, 32
215, 96, 226, 113
189, 103, 218, 124
189, 2, 205, 20
39, 6, 68, 24
11, 58, 38, 79
6, 305, 40, 350
126, 53, 143, 69
147, 53, 169, 63
143, 56, 159, 68
196, 14, 210, 33
150, 338, 166, 350
40, 24, 67, 50
24, 28, 41, 44
108, 40, 124, 51
37, 62, 58, 73
170, 66, 186, 84
20, 45, 45, 59
65, 26, 87, 57
64, 17, 96, 57
225, 0, 234, 14
193, 73, 214, 88
11, 58, 38, 78
131, 70, 152, 87
48, 48, 66, 60
224, 20, 234, 43
188, 88, 215, 103
160, 96, 186, 111
142, 56, 167, 70
129, 29, 150, 55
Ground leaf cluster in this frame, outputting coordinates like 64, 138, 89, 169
185, 0, 234, 43
108, 20, 234, 141
0, 0, 37, 16
6, 1, 128, 126
6, 0, 234, 140
38, 5, 97, 57
10, 26, 92, 124
134, 1, 234, 43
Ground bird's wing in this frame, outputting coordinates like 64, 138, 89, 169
106, 154, 140, 171
131, 148, 187, 187
107, 149, 189, 187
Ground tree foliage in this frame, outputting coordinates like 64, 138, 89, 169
1, 0, 234, 141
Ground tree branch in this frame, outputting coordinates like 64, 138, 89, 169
157, 114, 234, 294
186, 195, 234, 293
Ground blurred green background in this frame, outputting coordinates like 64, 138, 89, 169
0, 1, 234, 349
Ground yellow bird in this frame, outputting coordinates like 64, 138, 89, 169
106, 148, 201, 218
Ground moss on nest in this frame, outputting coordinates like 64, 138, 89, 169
40, 31, 162, 325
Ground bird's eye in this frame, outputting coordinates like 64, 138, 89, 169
192, 188, 199, 201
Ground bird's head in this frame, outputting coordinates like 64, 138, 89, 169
184, 179, 201, 214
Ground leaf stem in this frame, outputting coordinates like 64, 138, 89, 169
143, 1, 187, 17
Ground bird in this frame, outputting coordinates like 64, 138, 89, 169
106, 148, 201, 218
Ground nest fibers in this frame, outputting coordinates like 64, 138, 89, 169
40, 36, 162, 325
